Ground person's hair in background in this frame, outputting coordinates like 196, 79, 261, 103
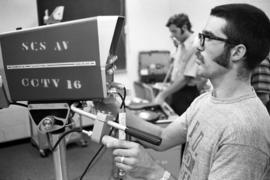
166, 13, 193, 33
211, 4, 270, 71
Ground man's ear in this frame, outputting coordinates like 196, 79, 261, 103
181, 24, 187, 31
231, 44, 247, 62
180, 24, 188, 34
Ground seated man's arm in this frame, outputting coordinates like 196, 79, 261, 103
102, 101, 190, 180
126, 109, 187, 151
102, 111, 188, 180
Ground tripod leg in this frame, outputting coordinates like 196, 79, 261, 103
51, 133, 68, 180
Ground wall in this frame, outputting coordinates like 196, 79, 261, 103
0, 0, 38, 142
0, 0, 38, 32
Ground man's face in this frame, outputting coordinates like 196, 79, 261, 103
195, 16, 232, 79
168, 24, 184, 43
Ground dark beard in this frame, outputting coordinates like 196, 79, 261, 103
213, 46, 231, 69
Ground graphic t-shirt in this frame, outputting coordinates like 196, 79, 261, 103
178, 90, 270, 180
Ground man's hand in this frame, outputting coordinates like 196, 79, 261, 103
102, 135, 165, 180
153, 92, 166, 104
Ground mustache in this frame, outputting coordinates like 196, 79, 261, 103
195, 50, 204, 62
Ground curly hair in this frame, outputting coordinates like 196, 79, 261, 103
166, 13, 193, 32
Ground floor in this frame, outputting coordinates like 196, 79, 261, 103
0, 137, 116, 180
0, 127, 181, 180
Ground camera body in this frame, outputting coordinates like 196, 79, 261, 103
0, 16, 124, 107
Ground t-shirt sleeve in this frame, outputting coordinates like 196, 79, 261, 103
208, 144, 269, 180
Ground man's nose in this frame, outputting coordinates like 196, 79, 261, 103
193, 36, 202, 50
195, 39, 204, 52
197, 45, 205, 52
195, 48, 204, 60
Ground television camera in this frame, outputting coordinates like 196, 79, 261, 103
0, 16, 161, 180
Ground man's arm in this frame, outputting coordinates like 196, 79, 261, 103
101, 99, 188, 180
251, 57, 270, 105
126, 109, 187, 151
154, 76, 192, 104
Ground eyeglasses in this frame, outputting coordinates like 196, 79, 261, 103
198, 33, 238, 48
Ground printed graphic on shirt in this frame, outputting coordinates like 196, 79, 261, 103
180, 121, 204, 180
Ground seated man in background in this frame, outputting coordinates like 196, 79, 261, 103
154, 13, 208, 116
251, 53, 270, 112
103, 3, 270, 180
